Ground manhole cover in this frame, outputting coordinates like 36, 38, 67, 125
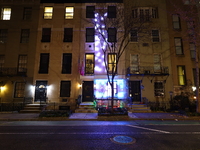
110, 135, 136, 145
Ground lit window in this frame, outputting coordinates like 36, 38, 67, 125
152, 30, 160, 42
65, 7, 74, 19
20, 29, 30, 43
85, 53, 94, 74
154, 81, 164, 97
108, 53, 117, 74
172, 14, 181, 29
190, 43, 195, 59
177, 66, 186, 85
18, 55, 27, 73
44, 7, 53, 19
0, 29, 8, 43
154, 54, 162, 73
174, 37, 183, 55
14, 82, 25, 98
1, 8, 11, 20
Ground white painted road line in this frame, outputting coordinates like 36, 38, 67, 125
126, 125, 171, 134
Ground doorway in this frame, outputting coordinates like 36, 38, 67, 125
129, 81, 141, 102
82, 81, 94, 102
35, 81, 47, 102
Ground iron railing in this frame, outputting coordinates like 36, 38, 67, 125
0, 68, 27, 76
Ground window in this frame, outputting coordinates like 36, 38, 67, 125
187, 21, 195, 36
174, 38, 183, 55
86, 6, 95, 18
108, 6, 116, 18
0, 55, 5, 70
14, 82, 25, 98
130, 54, 139, 73
108, 28, 117, 42
86, 28, 94, 42
23, 7, 32, 20
65, 7, 74, 19
44, 6, 53, 19
1, 8, 11, 20
154, 81, 164, 96
39, 53, 49, 74
154, 54, 162, 73
132, 7, 158, 20
62, 53, 72, 74
18, 55, 27, 73
190, 43, 195, 59
108, 53, 117, 74
85, 53, 94, 74
63, 28, 73, 42
41, 28, 51, 42
152, 30, 160, 42
172, 14, 181, 29
193, 68, 200, 86
130, 30, 138, 42
20, 29, 30, 43
0, 29, 8, 43
60, 81, 71, 97
107, 81, 117, 98
177, 65, 186, 85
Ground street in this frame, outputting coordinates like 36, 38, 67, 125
0, 121, 200, 150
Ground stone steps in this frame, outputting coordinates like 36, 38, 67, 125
129, 104, 151, 112
20, 104, 45, 113
75, 102, 98, 113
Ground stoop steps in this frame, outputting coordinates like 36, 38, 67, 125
129, 103, 151, 112
75, 102, 98, 113
20, 104, 45, 113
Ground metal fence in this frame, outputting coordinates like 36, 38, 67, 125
0, 103, 24, 112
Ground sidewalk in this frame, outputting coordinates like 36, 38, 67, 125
0, 112, 199, 121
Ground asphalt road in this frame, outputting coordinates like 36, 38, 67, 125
0, 121, 200, 150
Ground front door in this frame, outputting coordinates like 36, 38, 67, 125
35, 81, 47, 102
129, 81, 141, 102
82, 81, 94, 102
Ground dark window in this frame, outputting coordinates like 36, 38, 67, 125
63, 28, 73, 42
0, 29, 8, 43
41, 28, 51, 42
108, 6, 116, 18
18, 55, 27, 73
86, 6, 95, 18
174, 37, 183, 55
39, 53, 49, 74
152, 30, 160, 42
14, 82, 25, 98
154, 81, 164, 97
60, 81, 71, 97
172, 14, 181, 29
20, 29, 30, 43
190, 43, 195, 59
62, 53, 72, 74
85, 53, 94, 74
130, 30, 138, 42
108, 28, 117, 42
23, 7, 32, 20
86, 28, 94, 42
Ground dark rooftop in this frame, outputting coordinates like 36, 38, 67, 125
40, 0, 123, 3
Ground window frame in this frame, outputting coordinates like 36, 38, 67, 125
189, 42, 195, 59
177, 65, 186, 86
107, 6, 116, 18
152, 30, 160, 42
23, 7, 32, 20
108, 53, 117, 74
14, 82, 25, 98
65, 6, 74, 19
172, 14, 181, 30
154, 54, 162, 73
0, 55, 5, 70
85, 53, 94, 75
62, 53, 72, 74
130, 29, 138, 42
20, 29, 30, 43
39, 53, 49, 74
174, 37, 184, 55
0, 29, 8, 43
18, 55, 27, 73
1, 7, 11, 20
41, 28, 51, 42
43, 6, 53, 19
86, 28, 95, 42
60, 81, 71, 97
63, 28, 73, 42
130, 54, 139, 73
108, 28, 117, 42
154, 81, 164, 97
86, 6, 95, 18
